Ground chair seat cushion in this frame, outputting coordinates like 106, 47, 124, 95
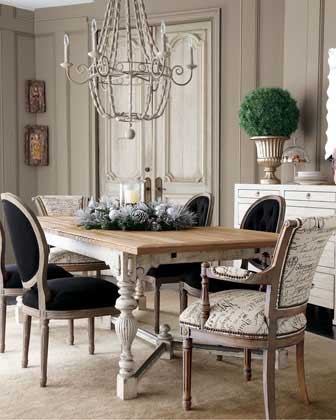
180, 289, 306, 339
4, 264, 72, 289
49, 247, 104, 266
22, 277, 119, 311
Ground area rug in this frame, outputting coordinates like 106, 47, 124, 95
0, 289, 335, 419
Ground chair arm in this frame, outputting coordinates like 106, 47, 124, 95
205, 265, 274, 286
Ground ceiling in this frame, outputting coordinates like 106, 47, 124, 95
0, 0, 94, 10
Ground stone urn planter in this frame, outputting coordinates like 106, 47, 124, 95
239, 87, 300, 185
252, 136, 288, 184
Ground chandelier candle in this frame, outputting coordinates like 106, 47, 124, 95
60, 0, 197, 140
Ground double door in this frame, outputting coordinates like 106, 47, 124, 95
99, 19, 218, 221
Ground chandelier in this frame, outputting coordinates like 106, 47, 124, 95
60, 0, 197, 139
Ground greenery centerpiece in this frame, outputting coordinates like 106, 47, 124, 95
76, 197, 196, 231
239, 87, 300, 184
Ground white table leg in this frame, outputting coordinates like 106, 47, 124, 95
115, 253, 138, 400
135, 268, 146, 311
15, 296, 23, 325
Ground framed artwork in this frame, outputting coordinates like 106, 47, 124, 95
24, 125, 49, 166
25, 80, 46, 113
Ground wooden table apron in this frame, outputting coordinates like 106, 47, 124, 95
38, 216, 278, 401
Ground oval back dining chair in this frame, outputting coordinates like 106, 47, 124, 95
0, 220, 72, 353
180, 195, 286, 307
1, 193, 119, 387
147, 193, 214, 334
180, 215, 336, 419
33, 195, 110, 344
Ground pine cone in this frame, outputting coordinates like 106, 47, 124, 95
131, 209, 149, 224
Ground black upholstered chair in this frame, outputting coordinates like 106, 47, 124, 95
0, 221, 73, 353
1, 193, 119, 387
180, 195, 286, 305
147, 193, 214, 334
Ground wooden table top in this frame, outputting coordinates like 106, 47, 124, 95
39, 216, 278, 256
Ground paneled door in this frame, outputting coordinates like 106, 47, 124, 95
99, 18, 219, 222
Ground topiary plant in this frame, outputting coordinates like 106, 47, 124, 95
239, 87, 300, 138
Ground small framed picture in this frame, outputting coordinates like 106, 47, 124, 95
25, 80, 46, 113
24, 125, 49, 166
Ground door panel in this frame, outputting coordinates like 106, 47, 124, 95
99, 32, 149, 197
155, 21, 213, 207
98, 19, 218, 222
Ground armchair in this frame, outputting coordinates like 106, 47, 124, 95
180, 216, 336, 419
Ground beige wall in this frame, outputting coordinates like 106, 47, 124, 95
0, 5, 35, 260
283, 0, 336, 184
33, 0, 285, 227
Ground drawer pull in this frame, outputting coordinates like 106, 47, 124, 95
255, 191, 260, 197
311, 283, 315, 289
306, 193, 311, 199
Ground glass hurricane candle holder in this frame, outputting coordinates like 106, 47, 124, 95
120, 180, 144, 205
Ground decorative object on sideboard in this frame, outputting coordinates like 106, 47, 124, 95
25, 80, 46, 113
326, 48, 336, 183
294, 171, 328, 185
60, 0, 197, 140
77, 198, 196, 231
239, 87, 300, 185
120, 179, 145, 205
24, 125, 49, 166
282, 136, 311, 180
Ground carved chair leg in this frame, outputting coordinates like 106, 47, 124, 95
154, 280, 161, 335
183, 337, 193, 411
263, 349, 276, 420
68, 320, 74, 345
296, 340, 310, 405
244, 349, 252, 381
179, 282, 188, 313
0, 295, 6, 353
96, 270, 101, 278
40, 319, 50, 388
88, 317, 95, 355
22, 314, 32, 368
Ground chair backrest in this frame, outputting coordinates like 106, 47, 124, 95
240, 195, 286, 270
273, 216, 336, 309
1, 193, 50, 308
184, 193, 214, 227
33, 195, 88, 217
0, 221, 5, 292
241, 195, 286, 234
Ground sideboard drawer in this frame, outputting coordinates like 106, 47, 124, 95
312, 272, 334, 291
286, 206, 336, 218
237, 203, 251, 224
238, 189, 279, 199
309, 287, 334, 309
285, 190, 336, 202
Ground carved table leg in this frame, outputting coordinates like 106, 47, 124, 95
135, 268, 147, 311
114, 253, 138, 400
158, 324, 173, 360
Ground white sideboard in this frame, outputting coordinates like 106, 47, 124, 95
235, 184, 336, 325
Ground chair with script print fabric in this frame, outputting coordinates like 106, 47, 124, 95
180, 215, 336, 419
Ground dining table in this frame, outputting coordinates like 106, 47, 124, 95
38, 216, 278, 400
